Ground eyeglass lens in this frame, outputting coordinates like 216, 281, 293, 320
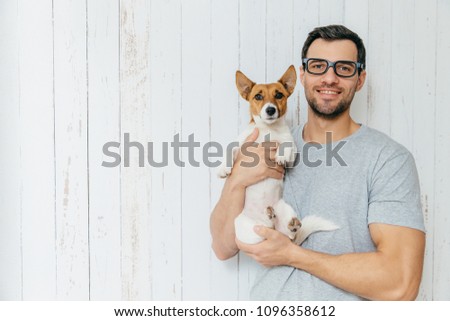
307, 59, 357, 77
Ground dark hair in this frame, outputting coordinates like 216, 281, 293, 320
301, 25, 366, 71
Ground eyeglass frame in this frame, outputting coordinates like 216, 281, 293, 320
302, 58, 365, 78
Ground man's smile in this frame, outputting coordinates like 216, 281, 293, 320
316, 87, 342, 95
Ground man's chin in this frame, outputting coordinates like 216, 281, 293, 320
309, 101, 349, 120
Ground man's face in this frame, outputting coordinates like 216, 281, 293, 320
300, 39, 366, 119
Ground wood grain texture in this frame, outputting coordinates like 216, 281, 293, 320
119, 0, 152, 300
0, 0, 22, 300
87, 0, 121, 300
18, 0, 57, 300
180, 0, 213, 300
53, 0, 89, 299
413, 0, 437, 301
432, 0, 450, 301
149, 0, 183, 300
209, 0, 240, 300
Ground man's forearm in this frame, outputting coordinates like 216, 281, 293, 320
210, 177, 246, 260
286, 240, 423, 300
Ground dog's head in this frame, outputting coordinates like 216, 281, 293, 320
236, 65, 296, 125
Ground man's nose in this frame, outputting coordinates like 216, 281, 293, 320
321, 66, 339, 84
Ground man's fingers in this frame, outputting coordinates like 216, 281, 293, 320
253, 225, 270, 237
267, 167, 284, 180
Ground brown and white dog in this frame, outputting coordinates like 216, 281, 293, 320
218, 65, 338, 245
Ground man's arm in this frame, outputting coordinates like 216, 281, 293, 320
210, 176, 246, 260
210, 128, 284, 260
237, 223, 425, 300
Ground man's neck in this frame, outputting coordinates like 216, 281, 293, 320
303, 108, 360, 144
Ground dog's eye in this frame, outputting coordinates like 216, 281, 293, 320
254, 93, 263, 101
275, 92, 284, 99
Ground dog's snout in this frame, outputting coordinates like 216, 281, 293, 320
266, 106, 276, 116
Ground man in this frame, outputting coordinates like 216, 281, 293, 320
210, 25, 425, 300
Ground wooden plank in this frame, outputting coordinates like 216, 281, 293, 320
180, 0, 212, 300
87, 0, 121, 300
293, 0, 320, 126
389, 0, 415, 151
209, 0, 240, 300
0, 0, 22, 300
344, 0, 369, 125
412, 0, 437, 301
432, 0, 450, 301
18, 0, 57, 300
266, 0, 297, 127
148, 0, 183, 300
53, 0, 89, 299
119, 0, 153, 300
237, 0, 267, 300
366, 0, 392, 135
319, 0, 344, 26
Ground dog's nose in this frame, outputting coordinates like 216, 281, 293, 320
266, 106, 276, 116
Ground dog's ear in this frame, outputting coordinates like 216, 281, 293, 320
236, 71, 255, 101
278, 65, 297, 96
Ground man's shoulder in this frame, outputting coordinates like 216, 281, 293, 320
357, 125, 412, 158
356, 126, 418, 179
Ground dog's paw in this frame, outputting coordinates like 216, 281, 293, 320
275, 154, 288, 166
287, 217, 302, 241
265, 206, 277, 221
275, 146, 295, 166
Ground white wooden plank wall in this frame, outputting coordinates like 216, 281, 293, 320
1, 0, 449, 300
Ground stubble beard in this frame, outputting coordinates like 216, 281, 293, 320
306, 86, 357, 120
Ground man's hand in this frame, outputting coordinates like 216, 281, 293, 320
210, 128, 285, 261
236, 225, 296, 267
229, 128, 285, 189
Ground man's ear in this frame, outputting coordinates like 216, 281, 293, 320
236, 71, 255, 101
356, 69, 367, 92
278, 65, 297, 96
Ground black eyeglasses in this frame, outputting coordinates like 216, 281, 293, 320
302, 58, 365, 78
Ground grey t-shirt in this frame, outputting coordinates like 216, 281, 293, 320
250, 124, 425, 300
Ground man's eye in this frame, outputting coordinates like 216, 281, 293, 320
311, 63, 325, 70
275, 92, 284, 99
255, 94, 263, 100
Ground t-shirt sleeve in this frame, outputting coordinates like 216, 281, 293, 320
367, 149, 425, 232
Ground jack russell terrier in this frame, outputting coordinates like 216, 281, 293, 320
218, 65, 338, 245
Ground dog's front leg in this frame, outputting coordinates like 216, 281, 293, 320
217, 144, 239, 178
275, 141, 297, 167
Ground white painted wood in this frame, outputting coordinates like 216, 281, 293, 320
412, 0, 437, 301
0, 0, 449, 301
148, 0, 183, 300
180, 0, 213, 300
53, 0, 89, 299
208, 0, 240, 300
119, 0, 153, 300
433, 0, 450, 300
319, 0, 345, 26
344, 0, 369, 125
389, 0, 415, 151
87, 0, 122, 300
18, 0, 57, 300
0, 0, 22, 300
366, 0, 392, 135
